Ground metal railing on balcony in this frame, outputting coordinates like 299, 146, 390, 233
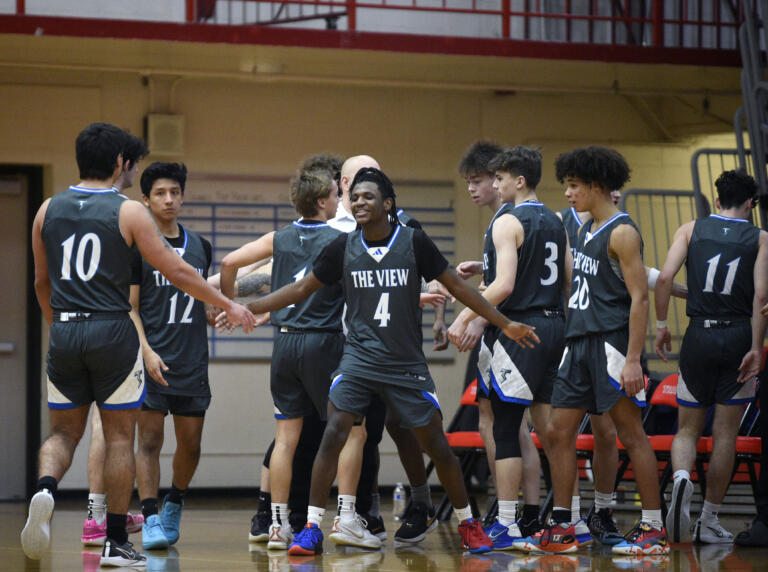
186, 0, 750, 47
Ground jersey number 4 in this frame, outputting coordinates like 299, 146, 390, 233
374, 292, 391, 327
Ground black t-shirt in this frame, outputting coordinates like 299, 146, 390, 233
314, 225, 448, 285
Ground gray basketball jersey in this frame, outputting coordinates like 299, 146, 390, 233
42, 186, 133, 312
484, 201, 566, 315
559, 206, 584, 258
136, 224, 210, 393
686, 215, 760, 319
337, 225, 430, 387
271, 221, 344, 330
566, 212, 643, 338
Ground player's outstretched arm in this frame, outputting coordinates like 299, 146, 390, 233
653, 222, 691, 361
120, 200, 255, 333
219, 233, 275, 299
611, 224, 648, 396
31, 199, 53, 325
437, 267, 538, 348
247, 272, 325, 315
740, 230, 768, 383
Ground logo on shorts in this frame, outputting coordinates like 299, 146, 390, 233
134, 369, 143, 388
499, 368, 512, 383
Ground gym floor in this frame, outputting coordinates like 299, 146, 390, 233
3, 495, 768, 571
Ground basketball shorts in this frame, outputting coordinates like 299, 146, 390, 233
477, 326, 497, 399
142, 392, 210, 417
489, 312, 565, 405
678, 319, 755, 407
328, 374, 442, 429
552, 328, 646, 414
46, 314, 144, 409
271, 330, 345, 420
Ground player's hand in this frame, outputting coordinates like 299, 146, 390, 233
433, 319, 448, 351
252, 312, 271, 328
419, 292, 446, 308
501, 320, 539, 348
428, 280, 455, 302
620, 360, 644, 396
654, 326, 671, 362
762, 302, 768, 317
143, 349, 169, 386
214, 310, 236, 333
737, 348, 762, 383
205, 305, 221, 327
225, 302, 256, 334
456, 261, 482, 280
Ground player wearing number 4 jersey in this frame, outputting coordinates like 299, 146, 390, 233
132, 163, 215, 551
655, 170, 768, 544
23, 123, 254, 567
539, 146, 669, 556
243, 167, 539, 556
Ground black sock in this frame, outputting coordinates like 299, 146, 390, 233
141, 498, 158, 520
167, 483, 186, 505
552, 508, 571, 524
522, 504, 539, 524
106, 512, 128, 545
258, 491, 271, 513
37, 476, 58, 497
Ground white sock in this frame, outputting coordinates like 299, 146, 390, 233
594, 491, 614, 511
641, 509, 663, 529
337, 495, 356, 521
307, 505, 325, 526
271, 502, 289, 526
701, 501, 720, 522
88, 493, 107, 524
498, 500, 518, 527
455, 505, 473, 523
571, 496, 581, 522
673, 469, 691, 483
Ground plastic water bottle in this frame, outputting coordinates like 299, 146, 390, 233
393, 482, 406, 521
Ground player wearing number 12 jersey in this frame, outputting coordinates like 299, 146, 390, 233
132, 163, 216, 551
655, 170, 768, 544
544, 147, 669, 556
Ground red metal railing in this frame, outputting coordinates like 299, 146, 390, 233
184, 0, 750, 49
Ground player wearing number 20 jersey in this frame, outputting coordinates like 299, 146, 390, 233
554, 212, 647, 412
131, 223, 212, 400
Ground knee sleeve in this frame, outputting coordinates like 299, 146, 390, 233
490, 392, 526, 460
263, 439, 275, 469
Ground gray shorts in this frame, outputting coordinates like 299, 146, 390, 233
46, 315, 144, 409
328, 374, 441, 429
490, 313, 565, 405
552, 328, 646, 414
271, 330, 344, 420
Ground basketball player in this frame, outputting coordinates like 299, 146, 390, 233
448, 146, 570, 550
82, 132, 148, 546
240, 167, 539, 556
655, 169, 768, 543
451, 141, 543, 536
130, 163, 217, 550
525, 146, 668, 555
22, 123, 254, 566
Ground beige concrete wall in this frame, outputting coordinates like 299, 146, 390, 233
1, 33, 741, 488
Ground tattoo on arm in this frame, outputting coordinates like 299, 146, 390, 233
236, 273, 271, 297
156, 226, 173, 250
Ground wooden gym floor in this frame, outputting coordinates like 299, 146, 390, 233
3, 495, 768, 571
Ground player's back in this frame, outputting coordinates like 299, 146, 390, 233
686, 214, 760, 319
42, 186, 132, 313
485, 201, 566, 315
271, 221, 344, 330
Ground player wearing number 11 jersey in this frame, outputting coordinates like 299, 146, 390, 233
655, 170, 768, 544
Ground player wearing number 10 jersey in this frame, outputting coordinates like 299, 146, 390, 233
655, 170, 768, 544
